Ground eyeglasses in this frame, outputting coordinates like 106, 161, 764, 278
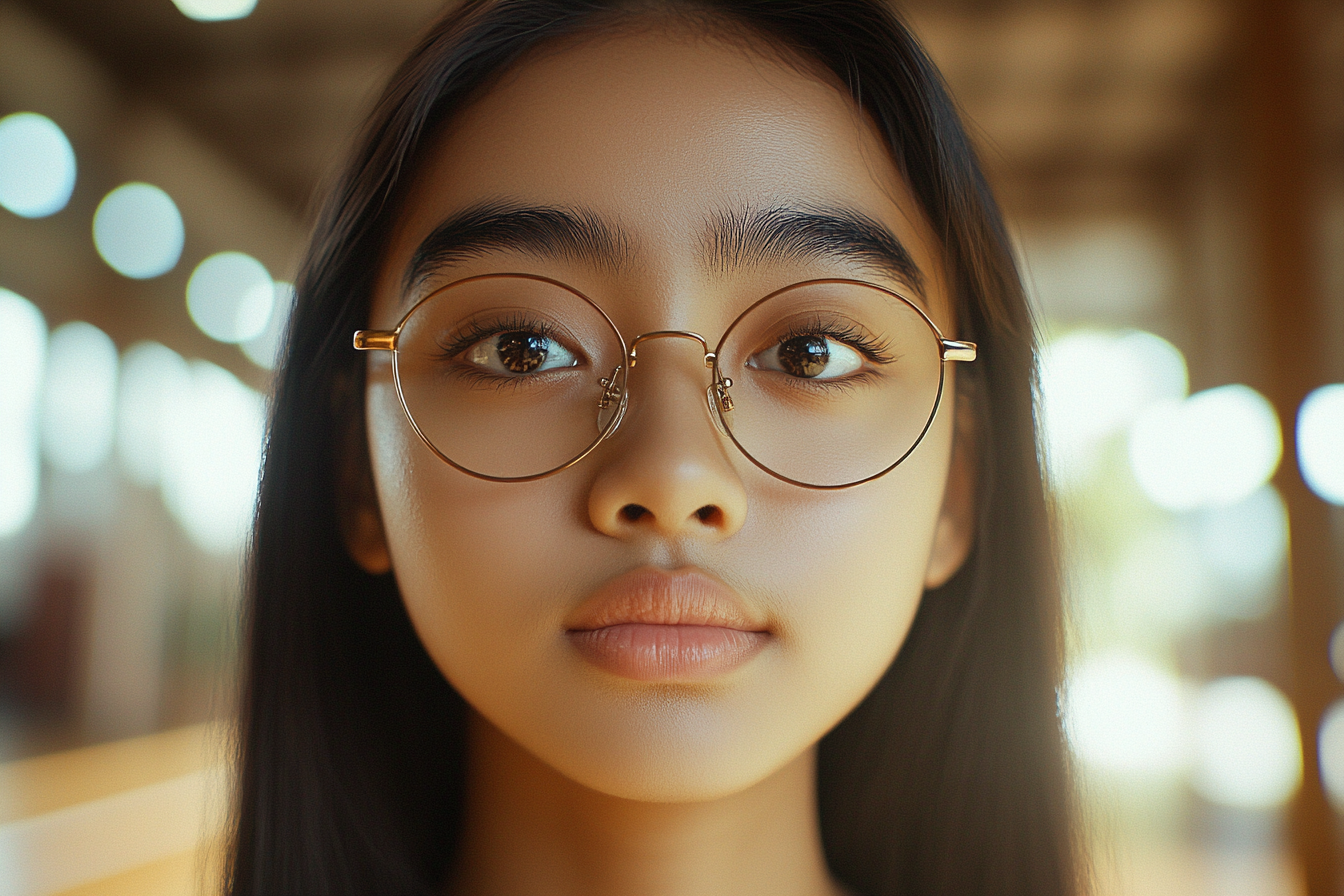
354, 273, 975, 489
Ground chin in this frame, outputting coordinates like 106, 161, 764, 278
502, 679, 828, 802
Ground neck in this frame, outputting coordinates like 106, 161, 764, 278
445, 712, 847, 896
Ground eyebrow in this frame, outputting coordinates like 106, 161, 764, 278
403, 200, 925, 299
403, 201, 633, 294
704, 204, 925, 294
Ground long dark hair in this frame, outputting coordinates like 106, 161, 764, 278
226, 2, 1076, 893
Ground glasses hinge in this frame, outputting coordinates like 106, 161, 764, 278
353, 330, 397, 351
941, 340, 977, 362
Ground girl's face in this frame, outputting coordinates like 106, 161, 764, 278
353, 23, 974, 802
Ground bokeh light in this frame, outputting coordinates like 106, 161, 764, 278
1128, 384, 1282, 512
93, 183, 184, 279
116, 342, 190, 487
1320, 700, 1344, 813
1038, 329, 1188, 486
1064, 651, 1187, 774
170, 0, 259, 22
0, 289, 47, 537
1111, 525, 1212, 630
1191, 677, 1302, 809
241, 280, 293, 369
0, 112, 77, 218
1297, 384, 1344, 504
186, 251, 274, 344
40, 321, 118, 473
159, 360, 264, 554
1192, 485, 1288, 620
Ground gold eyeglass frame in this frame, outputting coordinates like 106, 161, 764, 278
354, 272, 977, 489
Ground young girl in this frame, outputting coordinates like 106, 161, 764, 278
227, 2, 1076, 894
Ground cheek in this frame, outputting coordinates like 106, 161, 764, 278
736, 408, 953, 726
366, 376, 582, 676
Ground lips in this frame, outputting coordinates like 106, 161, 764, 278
565, 567, 770, 681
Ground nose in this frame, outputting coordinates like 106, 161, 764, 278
587, 340, 747, 541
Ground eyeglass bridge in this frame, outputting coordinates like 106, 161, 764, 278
623, 330, 734, 415
627, 330, 716, 368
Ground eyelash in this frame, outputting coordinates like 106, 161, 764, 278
432, 313, 578, 391
434, 312, 565, 361
775, 317, 896, 365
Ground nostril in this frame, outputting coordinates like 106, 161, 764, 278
620, 503, 649, 523
695, 505, 722, 525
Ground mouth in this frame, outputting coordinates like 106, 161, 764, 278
564, 567, 771, 682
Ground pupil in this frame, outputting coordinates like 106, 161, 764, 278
496, 331, 548, 373
778, 335, 829, 378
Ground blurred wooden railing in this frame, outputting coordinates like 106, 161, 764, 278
0, 724, 227, 896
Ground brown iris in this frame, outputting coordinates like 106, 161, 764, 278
777, 335, 829, 378
495, 331, 548, 373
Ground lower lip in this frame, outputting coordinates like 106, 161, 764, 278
568, 623, 768, 681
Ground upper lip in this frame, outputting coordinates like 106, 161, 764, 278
565, 567, 769, 632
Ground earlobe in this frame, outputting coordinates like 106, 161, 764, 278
338, 418, 393, 576
343, 496, 393, 575
924, 392, 978, 589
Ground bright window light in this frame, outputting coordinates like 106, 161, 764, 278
0, 112, 77, 218
0, 289, 47, 537
241, 281, 293, 369
171, 0, 258, 21
1320, 700, 1344, 812
187, 252, 274, 344
1038, 329, 1186, 486
93, 183, 184, 279
1063, 651, 1187, 774
117, 342, 190, 487
1128, 384, 1282, 512
40, 321, 118, 473
159, 360, 264, 554
1297, 384, 1344, 504
1191, 677, 1302, 809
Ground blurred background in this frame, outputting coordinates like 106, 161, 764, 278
0, 0, 1340, 893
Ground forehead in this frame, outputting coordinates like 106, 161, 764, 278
378, 22, 947, 317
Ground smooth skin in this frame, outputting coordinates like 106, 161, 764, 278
345, 20, 975, 896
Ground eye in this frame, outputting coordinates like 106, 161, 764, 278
751, 334, 864, 379
464, 330, 578, 375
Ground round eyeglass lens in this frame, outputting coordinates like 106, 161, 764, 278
714, 281, 946, 487
392, 275, 626, 480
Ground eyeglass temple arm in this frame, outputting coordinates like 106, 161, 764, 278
941, 340, 976, 362
353, 330, 396, 351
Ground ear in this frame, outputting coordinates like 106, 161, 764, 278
924, 387, 978, 589
338, 413, 393, 576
